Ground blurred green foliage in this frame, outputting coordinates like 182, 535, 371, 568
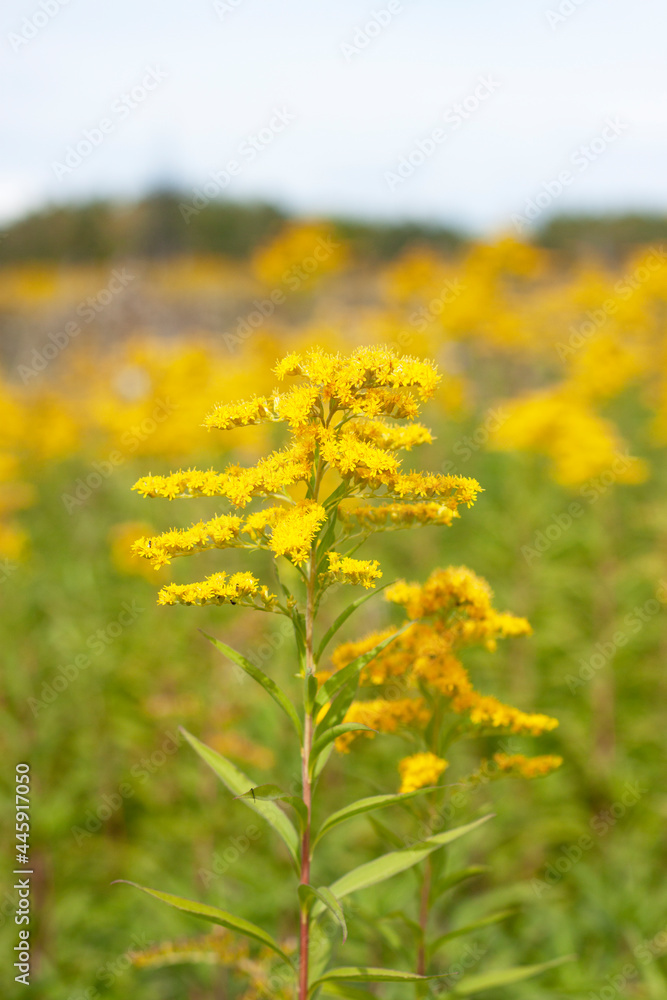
2, 391, 666, 998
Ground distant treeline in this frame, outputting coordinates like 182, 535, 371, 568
1, 192, 666, 263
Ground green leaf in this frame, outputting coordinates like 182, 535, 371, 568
201, 631, 302, 739
434, 865, 489, 897
315, 680, 358, 736
313, 787, 438, 848
315, 628, 405, 710
299, 884, 347, 941
428, 910, 515, 957
112, 881, 293, 967
310, 966, 447, 993
310, 724, 376, 771
313, 815, 493, 914
235, 784, 308, 831
368, 816, 405, 850
312, 741, 335, 782
181, 729, 300, 867
450, 955, 575, 996
315, 584, 390, 662
319, 985, 376, 999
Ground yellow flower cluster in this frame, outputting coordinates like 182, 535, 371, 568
335, 697, 430, 751
386, 567, 532, 650
323, 552, 383, 589
339, 502, 458, 532
453, 692, 558, 735
157, 571, 276, 610
490, 388, 649, 487
398, 752, 449, 794
133, 514, 244, 569
331, 565, 558, 786
132, 346, 481, 609
493, 753, 563, 778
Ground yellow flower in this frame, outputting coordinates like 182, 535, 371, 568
267, 500, 327, 565
339, 502, 458, 532
157, 571, 276, 610
493, 753, 563, 778
398, 752, 449, 794
323, 551, 382, 589
132, 514, 243, 569
336, 697, 429, 751
453, 691, 559, 735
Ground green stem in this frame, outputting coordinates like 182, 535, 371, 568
299, 542, 318, 1000
417, 856, 431, 976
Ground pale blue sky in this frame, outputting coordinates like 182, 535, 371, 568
2, 0, 666, 233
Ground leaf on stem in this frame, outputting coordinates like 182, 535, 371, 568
315, 627, 407, 711
112, 881, 293, 966
298, 884, 347, 941
310, 966, 448, 993
309, 724, 376, 773
315, 584, 390, 662
312, 815, 493, 915
201, 631, 302, 739
181, 729, 300, 867
428, 909, 516, 957
313, 787, 439, 848
449, 955, 575, 996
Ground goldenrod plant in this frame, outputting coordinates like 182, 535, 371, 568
117, 346, 567, 998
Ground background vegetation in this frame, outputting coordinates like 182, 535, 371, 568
1, 199, 666, 998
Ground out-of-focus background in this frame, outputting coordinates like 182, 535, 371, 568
2, 2, 667, 998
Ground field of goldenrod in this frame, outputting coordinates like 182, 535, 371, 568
2, 222, 667, 998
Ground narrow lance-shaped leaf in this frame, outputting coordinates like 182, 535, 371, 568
235, 784, 308, 831
310, 966, 448, 994
181, 729, 300, 867
201, 631, 302, 739
312, 815, 493, 916
298, 884, 347, 941
315, 627, 407, 711
112, 881, 294, 967
313, 787, 440, 848
434, 865, 489, 897
315, 584, 390, 662
312, 742, 335, 783
315, 679, 359, 737
450, 955, 575, 996
309, 724, 376, 772
428, 910, 516, 958
319, 985, 376, 999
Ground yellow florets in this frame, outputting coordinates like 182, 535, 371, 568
157, 571, 276, 610
131, 346, 481, 611
323, 552, 383, 589
398, 752, 449, 794
339, 502, 458, 532
493, 753, 563, 777
268, 500, 327, 565
133, 514, 243, 569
